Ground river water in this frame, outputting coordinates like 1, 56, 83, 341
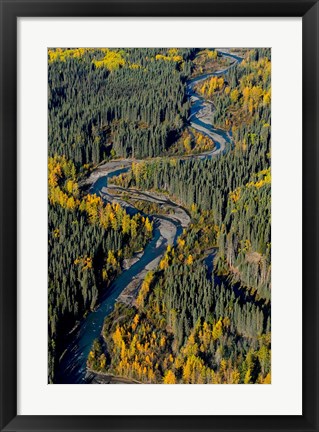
55, 50, 242, 384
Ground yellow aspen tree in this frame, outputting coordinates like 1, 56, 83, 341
177, 237, 185, 249
66, 196, 76, 210
160, 336, 166, 348
230, 88, 239, 103
121, 213, 131, 235
131, 314, 140, 332
186, 254, 193, 265
148, 368, 156, 383
109, 212, 118, 230
99, 353, 107, 370
112, 326, 123, 348
130, 219, 137, 238
144, 217, 153, 234
263, 91, 271, 106
263, 373, 271, 384
244, 369, 252, 384
217, 77, 224, 90
163, 370, 177, 384
231, 369, 240, 384
212, 319, 223, 341
107, 250, 117, 267
159, 255, 169, 270
182, 358, 192, 383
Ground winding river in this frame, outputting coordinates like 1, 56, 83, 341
55, 50, 243, 384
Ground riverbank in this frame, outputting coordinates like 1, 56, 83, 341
85, 369, 141, 384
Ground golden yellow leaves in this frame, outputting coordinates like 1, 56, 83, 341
177, 237, 185, 249
244, 369, 252, 384
131, 161, 148, 183
49, 186, 79, 210
212, 319, 223, 341
246, 168, 271, 189
229, 187, 241, 203
206, 49, 218, 60
198, 76, 224, 97
131, 314, 140, 332
99, 353, 107, 370
183, 135, 192, 153
65, 179, 79, 197
168, 48, 179, 57
53, 228, 60, 238
74, 256, 93, 270
92, 49, 125, 71
144, 217, 153, 233
106, 250, 118, 268
49, 156, 149, 249
159, 257, 168, 271
230, 88, 239, 103
48, 48, 90, 63
163, 370, 177, 384
112, 326, 123, 348
263, 91, 271, 106
48, 158, 62, 188
159, 336, 166, 348
136, 272, 154, 309
190, 203, 198, 215
185, 254, 193, 265
262, 373, 271, 384
48, 155, 79, 209
109, 319, 164, 383
155, 53, 183, 63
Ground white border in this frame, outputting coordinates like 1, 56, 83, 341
17, 18, 302, 415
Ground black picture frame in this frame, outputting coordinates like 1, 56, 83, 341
0, 0, 318, 431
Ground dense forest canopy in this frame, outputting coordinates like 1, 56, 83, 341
48, 48, 194, 164
48, 47, 271, 384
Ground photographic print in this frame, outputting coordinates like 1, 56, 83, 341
48, 48, 271, 384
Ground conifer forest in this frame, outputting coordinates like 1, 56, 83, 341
48, 48, 271, 384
